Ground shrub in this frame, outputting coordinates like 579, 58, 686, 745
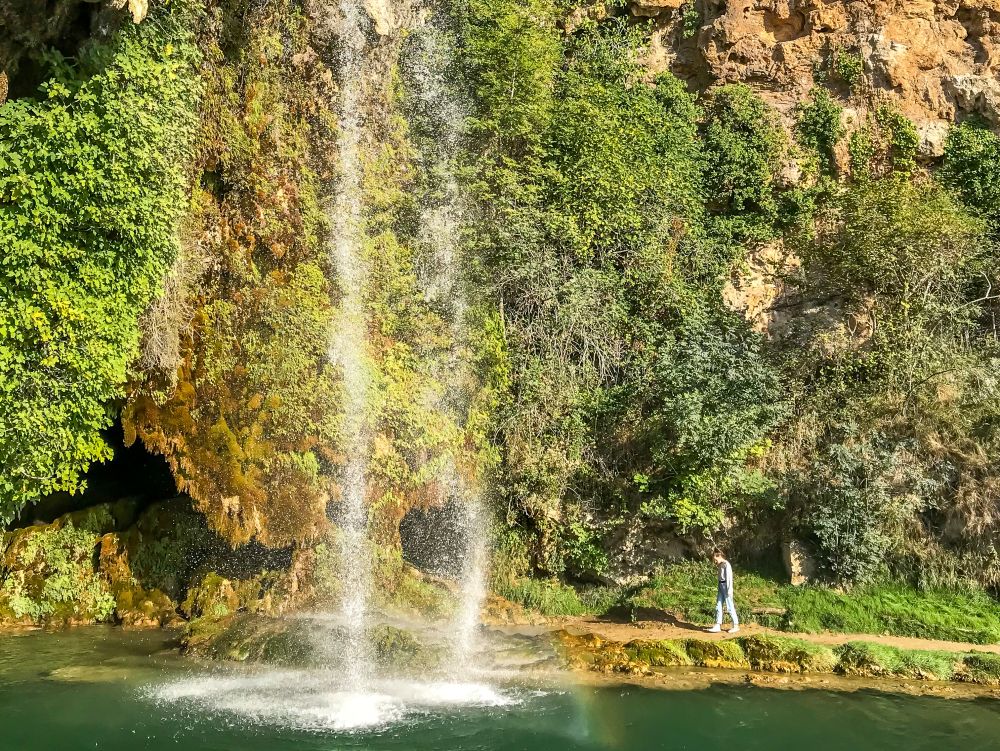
941, 119, 1000, 235
0, 523, 115, 622
702, 83, 786, 243
0, 6, 200, 522
795, 88, 845, 173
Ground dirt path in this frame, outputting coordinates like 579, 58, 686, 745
551, 616, 1000, 655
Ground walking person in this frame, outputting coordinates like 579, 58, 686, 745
707, 548, 740, 634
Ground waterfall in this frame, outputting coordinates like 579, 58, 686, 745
407, 19, 489, 667
329, 0, 373, 685
328, 0, 488, 679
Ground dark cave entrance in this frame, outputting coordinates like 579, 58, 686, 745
13, 420, 177, 529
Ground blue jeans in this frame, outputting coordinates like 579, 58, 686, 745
716, 584, 739, 627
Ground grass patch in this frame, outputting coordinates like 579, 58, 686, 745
495, 578, 622, 617
628, 560, 784, 627
835, 642, 960, 680
781, 585, 1000, 644
958, 653, 1000, 685
624, 561, 1000, 645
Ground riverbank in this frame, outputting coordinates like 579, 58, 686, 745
503, 615, 1000, 696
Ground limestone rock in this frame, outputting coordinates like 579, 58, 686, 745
111, 0, 149, 23
630, 0, 686, 17
782, 540, 817, 586
363, 0, 398, 36
629, 0, 1000, 124
916, 118, 953, 157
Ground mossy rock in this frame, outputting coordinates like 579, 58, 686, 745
684, 638, 750, 669
0, 521, 115, 625
181, 613, 444, 671
182, 614, 315, 665
738, 634, 836, 673
624, 639, 692, 668
552, 629, 640, 673
370, 624, 444, 670
957, 653, 1000, 685
835, 642, 960, 681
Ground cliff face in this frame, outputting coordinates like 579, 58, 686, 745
2, 0, 1000, 604
634, 0, 1000, 136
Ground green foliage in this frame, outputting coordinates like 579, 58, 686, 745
680, 3, 701, 39
795, 89, 845, 173
941, 119, 1000, 235
780, 175, 998, 584
848, 107, 917, 179
831, 49, 864, 90
702, 84, 787, 243
0, 6, 200, 522
464, 0, 560, 155
797, 431, 924, 584
460, 13, 785, 565
0, 523, 115, 622
561, 512, 610, 577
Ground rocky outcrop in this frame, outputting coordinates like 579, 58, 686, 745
781, 540, 817, 586
631, 0, 1000, 126
554, 628, 1000, 686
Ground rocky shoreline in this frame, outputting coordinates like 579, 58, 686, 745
547, 626, 1000, 699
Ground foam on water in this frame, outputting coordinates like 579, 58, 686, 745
150, 670, 521, 733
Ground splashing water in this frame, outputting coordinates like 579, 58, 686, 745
152, 670, 520, 733
408, 18, 490, 668
329, 0, 373, 685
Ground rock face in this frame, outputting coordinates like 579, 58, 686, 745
782, 540, 817, 586
632, 0, 1000, 123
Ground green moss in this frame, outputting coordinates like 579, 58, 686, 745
737, 634, 836, 673
835, 642, 960, 680
624, 639, 692, 667
685, 638, 749, 669
182, 614, 313, 665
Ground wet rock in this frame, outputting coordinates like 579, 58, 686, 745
181, 613, 445, 670
363, 0, 398, 36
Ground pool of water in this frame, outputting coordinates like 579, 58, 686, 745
1, 628, 999, 750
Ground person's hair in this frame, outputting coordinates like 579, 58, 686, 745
712, 548, 725, 558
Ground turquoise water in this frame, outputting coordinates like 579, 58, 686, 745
1, 628, 999, 750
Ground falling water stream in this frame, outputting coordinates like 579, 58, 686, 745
408, 18, 490, 670
149, 1, 503, 732
329, 0, 374, 686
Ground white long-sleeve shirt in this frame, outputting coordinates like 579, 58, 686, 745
718, 560, 734, 592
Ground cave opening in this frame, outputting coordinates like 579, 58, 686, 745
13, 419, 177, 529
